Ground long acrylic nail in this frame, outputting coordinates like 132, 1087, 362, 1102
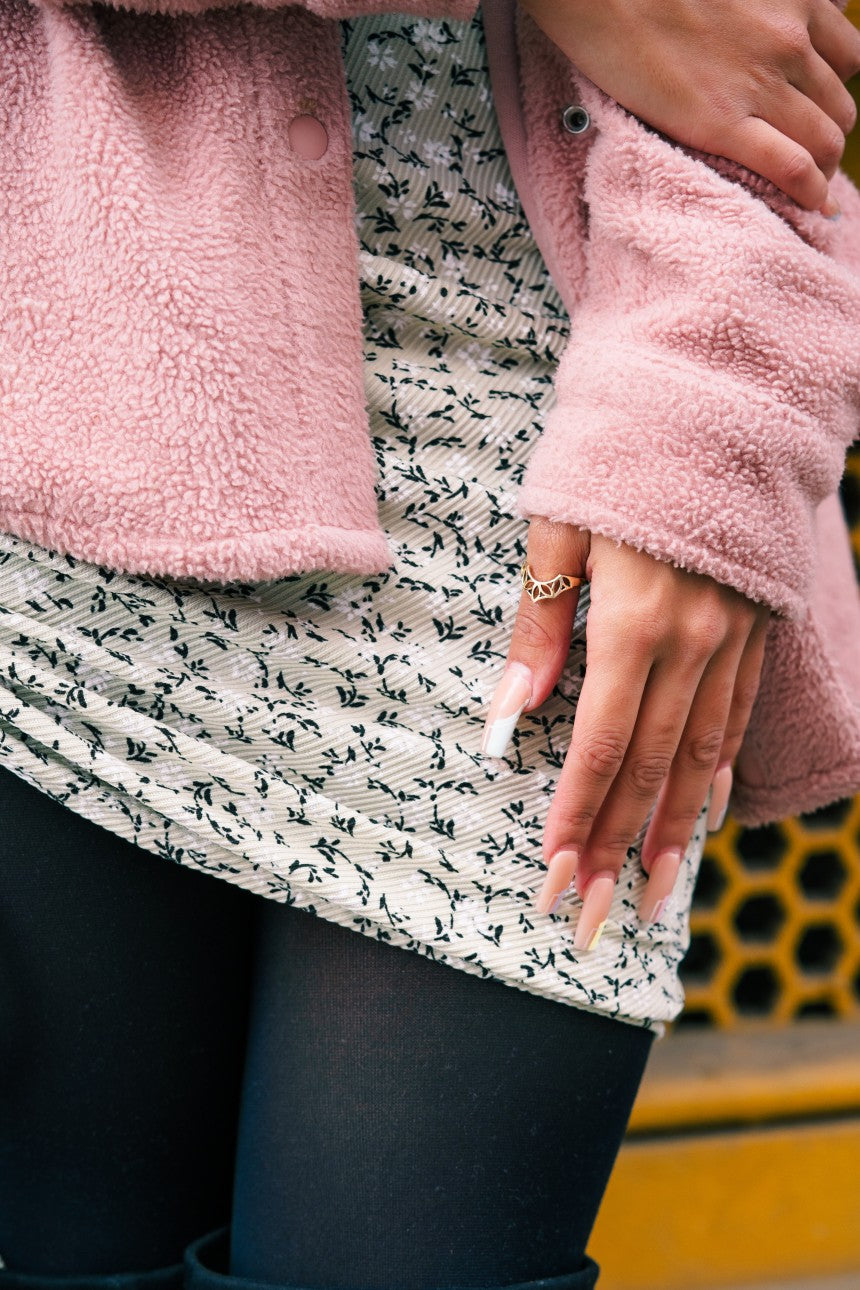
707, 763, 732, 832
638, 847, 682, 923
534, 848, 579, 915
573, 873, 615, 951
480, 660, 532, 757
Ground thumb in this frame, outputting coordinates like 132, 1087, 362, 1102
481, 518, 590, 759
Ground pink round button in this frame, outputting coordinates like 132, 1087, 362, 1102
288, 114, 329, 161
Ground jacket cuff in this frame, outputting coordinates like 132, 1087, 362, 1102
34, 0, 478, 15
517, 67, 860, 622
516, 349, 843, 622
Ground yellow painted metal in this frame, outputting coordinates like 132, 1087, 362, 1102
590, 1119, 860, 1290
628, 1019, 860, 1132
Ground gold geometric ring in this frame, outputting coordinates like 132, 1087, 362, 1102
520, 559, 586, 603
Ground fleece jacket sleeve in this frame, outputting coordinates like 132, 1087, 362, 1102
34, 0, 478, 15
515, 63, 860, 624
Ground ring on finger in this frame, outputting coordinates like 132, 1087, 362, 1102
520, 559, 587, 603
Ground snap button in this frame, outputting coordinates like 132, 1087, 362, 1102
288, 114, 329, 160
560, 104, 591, 135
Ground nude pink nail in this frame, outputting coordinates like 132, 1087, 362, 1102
707, 763, 732, 831
648, 896, 669, 923
481, 660, 533, 757
638, 847, 682, 923
534, 848, 579, 915
573, 873, 615, 951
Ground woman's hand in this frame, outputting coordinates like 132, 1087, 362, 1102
517, 0, 860, 215
480, 520, 772, 949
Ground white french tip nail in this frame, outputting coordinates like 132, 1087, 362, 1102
481, 708, 525, 757
481, 661, 532, 758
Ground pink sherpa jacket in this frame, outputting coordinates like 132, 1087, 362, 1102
2, 0, 860, 828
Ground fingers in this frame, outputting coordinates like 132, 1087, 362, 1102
728, 112, 833, 212
532, 612, 655, 932
808, 0, 860, 86
637, 614, 769, 923
791, 45, 858, 139
702, 608, 769, 831
579, 650, 726, 901
769, 79, 852, 181
639, 609, 769, 875
731, 5, 860, 209
480, 518, 587, 757
532, 574, 770, 947
484, 521, 772, 957
631, 650, 734, 886
536, 626, 718, 939
704, 608, 770, 826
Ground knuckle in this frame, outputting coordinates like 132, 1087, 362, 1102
720, 630, 745, 660
576, 731, 628, 780
656, 810, 698, 844
627, 751, 673, 796
779, 146, 816, 193
625, 612, 663, 655
687, 95, 740, 154
684, 613, 725, 657
555, 806, 598, 836
720, 723, 747, 757
774, 18, 810, 63
512, 606, 555, 655
723, 618, 753, 653
586, 602, 629, 645
842, 27, 860, 80
841, 93, 858, 136
734, 674, 763, 714
685, 726, 725, 770
819, 127, 845, 170
591, 832, 634, 857
704, 86, 742, 128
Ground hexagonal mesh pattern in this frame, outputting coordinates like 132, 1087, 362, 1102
674, 449, 860, 1030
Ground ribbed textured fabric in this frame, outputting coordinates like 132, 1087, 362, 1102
0, 8, 710, 1036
